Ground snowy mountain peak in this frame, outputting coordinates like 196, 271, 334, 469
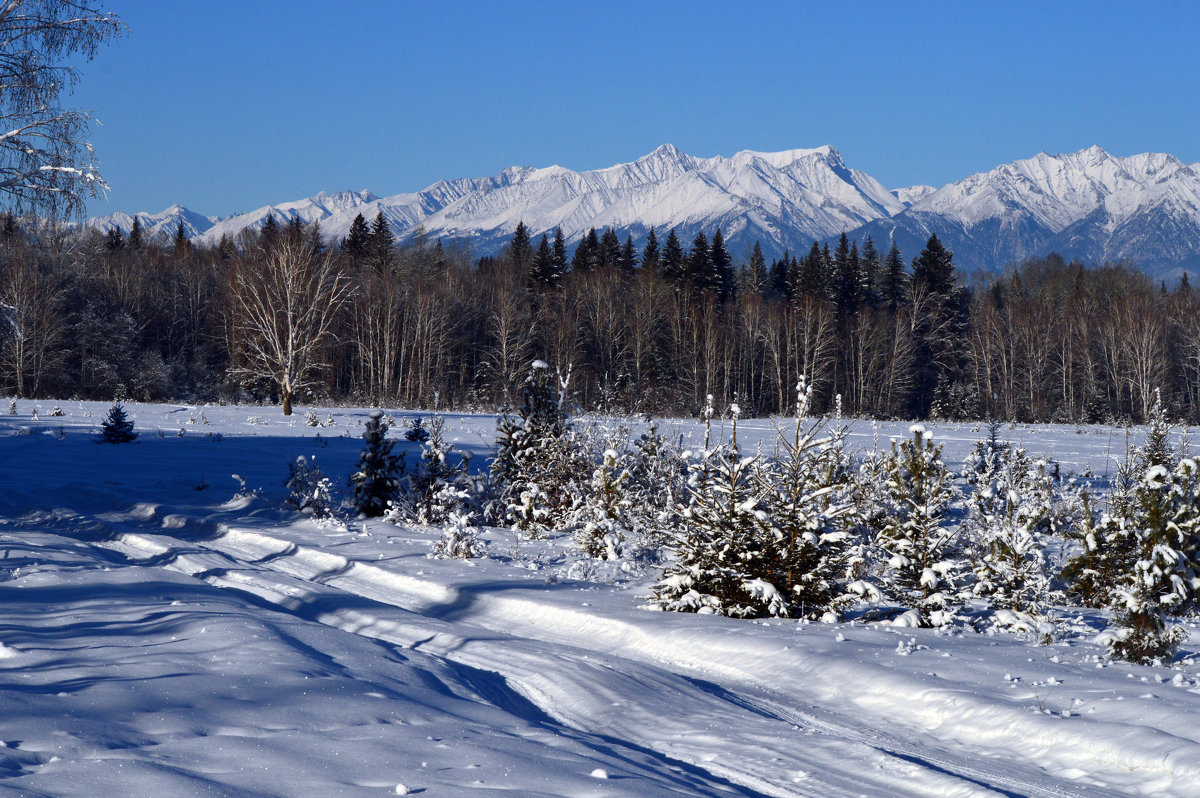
87, 144, 1200, 277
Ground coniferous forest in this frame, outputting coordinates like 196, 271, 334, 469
2, 212, 1198, 424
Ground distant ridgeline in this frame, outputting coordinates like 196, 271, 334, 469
89, 144, 1200, 280
1, 210, 1198, 425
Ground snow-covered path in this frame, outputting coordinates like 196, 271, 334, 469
1, 402, 1198, 796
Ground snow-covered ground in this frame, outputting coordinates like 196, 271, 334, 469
1, 400, 1198, 797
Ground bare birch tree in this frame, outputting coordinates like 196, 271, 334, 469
229, 236, 351, 415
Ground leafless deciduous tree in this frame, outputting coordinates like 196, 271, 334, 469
229, 237, 352, 415
0, 1, 122, 218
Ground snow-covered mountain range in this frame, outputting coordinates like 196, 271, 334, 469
90, 144, 1200, 277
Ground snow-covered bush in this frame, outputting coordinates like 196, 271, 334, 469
97, 402, 137, 443
429, 512, 488, 559
403, 416, 431, 442
574, 448, 633, 560
351, 410, 405, 517
1106, 458, 1200, 663
405, 412, 475, 525
754, 379, 859, 619
490, 360, 584, 535
285, 455, 338, 519
873, 425, 963, 626
652, 397, 781, 618
304, 410, 320, 427
966, 447, 1057, 617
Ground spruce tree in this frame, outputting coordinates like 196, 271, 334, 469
859, 235, 880, 308
881, 240, 907, 309
508, 220, 532, 273
598, 228, 622, 271
709, 228, 734, 300
551, 226, 569, 280
127, 215, 144, 251
876, 425, 962, 626
259, 214, 279, 252
641, 226, 660, 274
527, 234, 557, 289
572, 228, 599, 275
172, 221, 190, 256
97, 402, 137, 443
344, 213, 370, 263
352, 410, 405, 517
661, 228, 685, 284
620, 234, 639, 275
368, 212, 395, 271
743, 241, 768, 295
686, 231, 711, 291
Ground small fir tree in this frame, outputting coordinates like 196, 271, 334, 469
875, 425, 962, 626
352, 410, 405, 517
97, 402, 137, 443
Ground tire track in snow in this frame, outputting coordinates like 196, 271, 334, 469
75, 502, 1156, 798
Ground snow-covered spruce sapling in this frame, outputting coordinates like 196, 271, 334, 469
756, 378, 858, 619
285, 455, 338, 519
351, 410, 405, 517
874, 425, 963, 626
966, 448, 1057, 621
1107, 458, 1200, 663
97, 402, 137, 443
429, 511, 488, 560
490, 360, 581, 535
575, 448, 633, 560
407, 411, 474, 525
403, 416, 431, 442
653, 397, 780, 618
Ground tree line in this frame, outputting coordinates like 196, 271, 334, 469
1, 211, 1198, 424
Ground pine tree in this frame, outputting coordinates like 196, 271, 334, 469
576, 448, 633, 560
641, 226, 660, 274
491, 360, 579, 534
344, 213, 370, 263
620, 234, 639, 275
97, 402, 137, 443
259, 214, 279, 253
743, 241, 768, 295
859, 235, 880, 308
352, 410, 405, 517
876, 425, 962, 626
572, 228, 600, 275
172, 221, 190, 257
709, 228, 734, 300
661, 228, 686, 284
911, 233, 955, 297
686, 231, 711, 291
1108, 458, 1200, 662
598, 228, 622, 271
756, 378, 858, 618
105, 226, 124, 251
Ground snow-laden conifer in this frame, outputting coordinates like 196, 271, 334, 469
429, 511, 488, 560
285, 455, 338, 520
652, 397, 780, 617
756, 378, 858, 618
575, 448, 633, 560
1107, 457, 1200, 662
491, 360, 582, 535
874, 425, 962, 626
352, 410, 405, 517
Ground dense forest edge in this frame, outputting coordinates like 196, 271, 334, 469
1, 212, 1197, 424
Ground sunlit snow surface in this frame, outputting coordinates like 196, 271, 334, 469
0, 401, 1198, 797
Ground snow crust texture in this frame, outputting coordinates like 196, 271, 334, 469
1, 402, 1199, 796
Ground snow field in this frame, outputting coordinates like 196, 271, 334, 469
1, 400, 1199, 796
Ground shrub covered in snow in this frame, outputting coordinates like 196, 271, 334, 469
285, 455, 339, 520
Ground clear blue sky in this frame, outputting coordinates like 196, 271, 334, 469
74, 0, 1200, 217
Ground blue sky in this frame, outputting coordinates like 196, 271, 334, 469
76, 1, 1200, 217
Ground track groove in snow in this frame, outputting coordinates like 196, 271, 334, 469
79, 501, 1162, 797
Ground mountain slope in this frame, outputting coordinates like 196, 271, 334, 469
89, 144, 1200, 277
